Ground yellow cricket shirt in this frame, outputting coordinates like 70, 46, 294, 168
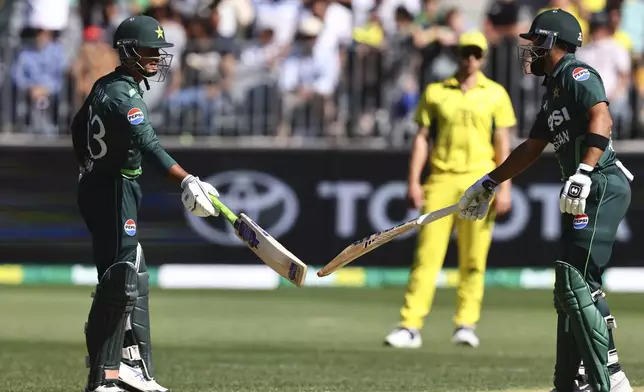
414, 72, 516, 174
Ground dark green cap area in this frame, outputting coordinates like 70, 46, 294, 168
113, 15, 174, 50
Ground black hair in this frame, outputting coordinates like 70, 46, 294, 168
555, 40, 577, 53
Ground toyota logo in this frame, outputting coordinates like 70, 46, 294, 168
185, 170, 299, 246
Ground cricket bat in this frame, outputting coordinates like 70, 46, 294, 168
317, 203, 460, 277
209, 195, 308, 287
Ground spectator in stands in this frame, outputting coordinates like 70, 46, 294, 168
11, 4, 70, 137
484, 0, 534, 130
415, 7, 462, 87
378, 0, 421, 38
70, 25, 119, 107
164, 15, 237, 133
254, 0, 302, 48
212, 0, 255, 39
605, 0, 632, 54
619, 0, 644, 58
277, 16, 339, 138
413, 0, 438, 29
576, 11, 632, 136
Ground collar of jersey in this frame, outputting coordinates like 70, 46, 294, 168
115, 66, 144, 96
542, 53, 575, 86
443, 71, 489, 88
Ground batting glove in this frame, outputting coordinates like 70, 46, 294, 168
458, 174, 498, 221
181, 174, 220, 217
560, 164, 593, 215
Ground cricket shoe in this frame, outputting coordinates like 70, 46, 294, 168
84, 383, 126, 392
451, 327, 479, 348
549, 371, 632, 392
383, 327, 422, 348
609, 371, 633, 392
119, 362, 169, 392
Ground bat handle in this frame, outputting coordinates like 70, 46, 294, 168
417, 203, 460, 225
208, 195, 238, 225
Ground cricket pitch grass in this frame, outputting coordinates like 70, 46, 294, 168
2, 285, 643, 392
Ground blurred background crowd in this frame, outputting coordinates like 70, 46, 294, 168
0, 0, 644, 145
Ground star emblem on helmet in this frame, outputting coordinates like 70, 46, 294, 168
155, 26, 164, 39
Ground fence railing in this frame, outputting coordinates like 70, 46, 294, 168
1, 37, 643, 148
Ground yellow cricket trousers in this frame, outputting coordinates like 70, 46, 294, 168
400, 169, 496, 330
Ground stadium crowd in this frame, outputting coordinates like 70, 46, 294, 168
0, 0, 644, 142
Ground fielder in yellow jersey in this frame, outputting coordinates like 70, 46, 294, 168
384, 31, 517, 349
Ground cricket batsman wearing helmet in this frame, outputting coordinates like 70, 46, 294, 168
458, 9, 634, 392
384, 31, 517, 349
71, 15, 221, 392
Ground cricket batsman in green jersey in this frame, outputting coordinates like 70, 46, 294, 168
71, 15, 222, 392
457, 9, 634, 392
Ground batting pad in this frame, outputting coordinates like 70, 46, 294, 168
554, 261, 610, 392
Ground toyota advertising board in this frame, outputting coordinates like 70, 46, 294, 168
1, 147, 643, 268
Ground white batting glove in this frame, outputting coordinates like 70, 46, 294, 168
458, 174, 498, 221
560, 164, 593, 215
181, 174, 220, 217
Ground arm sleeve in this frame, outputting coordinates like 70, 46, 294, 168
413, 85, 433, 128
564, 67, 608, 111
119, 100, 177, 172
71, 100, 89, 165
493, 87, 517, 128
528, 108, 550, 141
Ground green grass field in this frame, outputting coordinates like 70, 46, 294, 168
1, 285, 643, 392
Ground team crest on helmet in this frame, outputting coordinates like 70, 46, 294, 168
572, 67, 590, 81
155, 26, 164, 39
127, 107, 145, 125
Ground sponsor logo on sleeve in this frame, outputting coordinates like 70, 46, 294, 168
572, 67, 590, 82
127, 108, 145, 125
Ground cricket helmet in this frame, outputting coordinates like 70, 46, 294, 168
113, 15, 174, 82
517, 8, 583, 76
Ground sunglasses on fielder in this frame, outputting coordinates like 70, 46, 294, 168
459, 46, 484, 59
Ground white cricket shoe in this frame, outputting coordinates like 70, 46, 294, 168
119, 362, 169, 392
383, 327, 422, 348
84, 383, 126, 392
451, 327, 480, 348
610, 371, 633, 392
550, 371, 632, 392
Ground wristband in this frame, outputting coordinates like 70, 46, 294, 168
481, 174, 498, 191
181, 174, 196, 189
585, 133, 609, 151
578, 163, 594, 176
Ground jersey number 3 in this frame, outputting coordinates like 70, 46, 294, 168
87, 104, 107, 159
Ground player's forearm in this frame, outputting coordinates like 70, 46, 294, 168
582, 105, 613, 168
141, 140, 178, 174
168, 163, 190, 183
408, 130, 429, 185
488, 138, 546, 184
494, 128, 512, 192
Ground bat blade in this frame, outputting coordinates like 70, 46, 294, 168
316, 203, 460, 278
234, 213, 308, 287
316, 219, 417, 277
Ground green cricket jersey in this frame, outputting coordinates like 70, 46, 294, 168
71, 67, 176, 179
529, 53, 616, 180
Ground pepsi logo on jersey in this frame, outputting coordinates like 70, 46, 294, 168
572, 67, 590, 82
572, 214, 589, 230
127, 107, 145, 125
124, 219, 137, 236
